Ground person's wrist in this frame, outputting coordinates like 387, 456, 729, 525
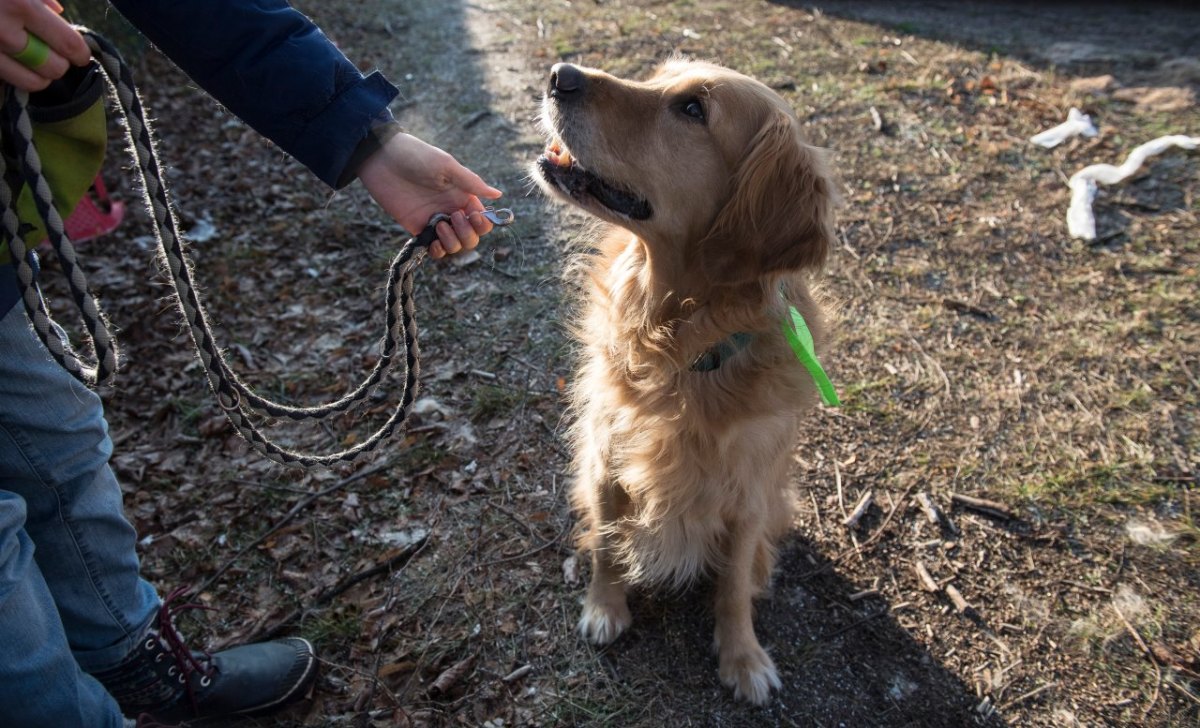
336, 115, 404, 189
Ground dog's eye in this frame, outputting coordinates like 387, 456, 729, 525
678, 98, 706, 122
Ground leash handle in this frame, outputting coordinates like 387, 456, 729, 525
413, 213, 450, 248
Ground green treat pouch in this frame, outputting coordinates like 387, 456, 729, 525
782, 304, 840, 407
2, 63, 107, 264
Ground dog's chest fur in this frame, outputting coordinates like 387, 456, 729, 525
568, 236, 817, 587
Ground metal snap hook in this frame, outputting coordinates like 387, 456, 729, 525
480, 207, 515, 226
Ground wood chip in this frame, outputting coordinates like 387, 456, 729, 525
914, 561, 939, 591
945, 584, 970, 613
501, 664, 534, 683
950, 492, 1015, 520
842, 489, 874, 528
915, 492, 941, 525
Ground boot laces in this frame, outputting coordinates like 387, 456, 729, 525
154, 585, 218, 711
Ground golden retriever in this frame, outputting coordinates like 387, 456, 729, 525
533, 58, 837, 704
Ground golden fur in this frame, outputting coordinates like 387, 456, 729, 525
533, 58, 837, 704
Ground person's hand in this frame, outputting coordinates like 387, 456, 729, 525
0, 0, 90, 92
357, 131, 503, 260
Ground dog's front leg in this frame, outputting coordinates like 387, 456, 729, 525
713, 522, 781, 704
578, 482, 632, 645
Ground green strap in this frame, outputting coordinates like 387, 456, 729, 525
782, 305, 840, 407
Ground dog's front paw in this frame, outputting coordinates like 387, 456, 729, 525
578, 597, 632, 645
718, 643, 781, 705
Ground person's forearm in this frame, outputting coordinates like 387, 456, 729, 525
107, 0, 397, 187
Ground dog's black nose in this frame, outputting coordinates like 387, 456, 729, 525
550, 63, 584, 97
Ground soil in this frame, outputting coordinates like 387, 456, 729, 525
36, 1, 1200, 726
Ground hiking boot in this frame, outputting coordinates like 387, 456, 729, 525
96, 586, 318, 723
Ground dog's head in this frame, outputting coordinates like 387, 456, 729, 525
535, 58, 836, 288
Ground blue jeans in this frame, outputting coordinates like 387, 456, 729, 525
0, 302, 160, 727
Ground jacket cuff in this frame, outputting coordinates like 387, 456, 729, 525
335, 117, 405, 189
297, 71, 400, 188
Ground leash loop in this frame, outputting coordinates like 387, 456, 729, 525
1, 30, 512, 467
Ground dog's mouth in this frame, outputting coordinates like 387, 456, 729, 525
537, 139, 653, 221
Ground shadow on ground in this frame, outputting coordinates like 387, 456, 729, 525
789, 0, 1200, 79
581, 538, 1005, 728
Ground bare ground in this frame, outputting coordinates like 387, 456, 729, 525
39, 1, 1200, 726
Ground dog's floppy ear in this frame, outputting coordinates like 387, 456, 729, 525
694, 111, 836, 284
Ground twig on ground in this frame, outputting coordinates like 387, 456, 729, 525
951, 492, 1015, 520
197, 460, 394, 594
249, 534, 429, 643
487, 498, 553, 546
358, 575, 402, 727
800, 483, 916, 582
859, 482, 917, 550
1061, 579, 1112, 595
843, 489, 874, 528
1165, 678, 1200, 706
914, 561, 939, 592
476, 529, 568, 569
941, 298, 996, 321
1176, 352, 1200, 392
999, 681, 1059, 711
1112, 603, 1162, 717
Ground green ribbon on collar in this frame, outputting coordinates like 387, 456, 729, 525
781, 305, 840, 407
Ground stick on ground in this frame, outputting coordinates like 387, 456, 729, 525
843, 489, 874, 528
951, 492, 1015, 520
945, 584, 970, 613
915, 561, 939, 592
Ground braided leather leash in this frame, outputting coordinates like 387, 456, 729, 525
0, 31, 510, 467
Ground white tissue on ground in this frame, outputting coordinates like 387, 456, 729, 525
1067, 135, 1200, 240
1029, 107, 1098, 148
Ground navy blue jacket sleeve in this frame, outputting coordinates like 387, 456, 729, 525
107, 0, 399, 188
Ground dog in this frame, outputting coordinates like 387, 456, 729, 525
533, 58, 837, 704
